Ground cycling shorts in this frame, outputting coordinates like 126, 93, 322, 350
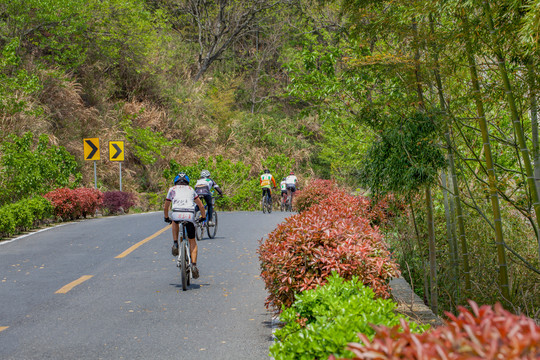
262, 188, 271, 197
178, 222, 195, 239
171, 209, 196, 239
286, 184, 296, 192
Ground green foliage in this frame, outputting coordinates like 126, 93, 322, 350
0, 207, 16, 238
0, 132, 81, 204
121, 117, 181, 165
26, 196, 54, 220
165, 155, 259, 210
0, 39, 42, 116
360, 112, 446, 195
261, 154, 295, 183
0, 196, 53, 238
271, 273, 428, 360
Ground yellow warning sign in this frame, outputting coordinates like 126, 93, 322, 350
83, 138, 100, 161
109, 141, 124, 161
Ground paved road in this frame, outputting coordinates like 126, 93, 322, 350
0, 211, 290, 359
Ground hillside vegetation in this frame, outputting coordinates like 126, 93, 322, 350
1, 0, 539, 321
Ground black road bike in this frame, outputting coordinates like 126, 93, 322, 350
195, 196, 218, 240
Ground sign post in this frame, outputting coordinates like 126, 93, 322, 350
109, 141, 125, 191
83, 138, 100, 188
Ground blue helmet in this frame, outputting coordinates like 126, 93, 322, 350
173, 172, 190, 185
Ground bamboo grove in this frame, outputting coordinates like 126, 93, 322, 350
285, 0, 540, 317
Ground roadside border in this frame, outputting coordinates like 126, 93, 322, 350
0, 211, 161, 246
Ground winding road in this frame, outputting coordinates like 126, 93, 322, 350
0, 211, 289, 359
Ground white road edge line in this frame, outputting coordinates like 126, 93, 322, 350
0, 211, 162, 246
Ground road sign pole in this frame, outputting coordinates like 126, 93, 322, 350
94, 161, 97, 189
119, 162, 122, 191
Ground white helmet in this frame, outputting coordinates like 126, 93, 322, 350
200, 169, 211, 178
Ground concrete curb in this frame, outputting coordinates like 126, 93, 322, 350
390, 277, 443, 327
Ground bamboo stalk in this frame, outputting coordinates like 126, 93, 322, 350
462, 12, 510, 299
483, 1, 540, 263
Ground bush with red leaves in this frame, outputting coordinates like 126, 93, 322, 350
102, 191, 136, 214
45, 188, 103, 220
293, 179, 337, 213
258, 191, 400, 310
72, 188, 103, 218
333, 301, 540, 360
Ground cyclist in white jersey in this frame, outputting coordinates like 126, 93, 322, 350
280, 177, 287, 205
164, 172, 206, 278
194, 169, 223, 226
285, 171, 298, 193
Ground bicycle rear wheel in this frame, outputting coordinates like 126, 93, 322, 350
194, 210, 203, 240
180, 241, 188, 291
207, 211, 218, 238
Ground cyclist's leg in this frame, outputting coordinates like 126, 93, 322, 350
186, 222, 197, 263
172, 221, 180, 242
204, 194, 213, 222
171, 221, 180, 255
186, 222, 199, 278
268, 189, 272, 204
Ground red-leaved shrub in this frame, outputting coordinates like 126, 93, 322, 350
72, 188, 103, 218
293, 179, 337, 213
45, 188, 103, 220
258, 191, 400, 310
335, 301, 540, 360
102, 191, 136, 214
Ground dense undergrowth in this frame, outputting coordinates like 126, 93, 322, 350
263, 180, 540, 360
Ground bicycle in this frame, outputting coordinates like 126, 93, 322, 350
280, 192, 287, 212
169, 219, 195, 291
194, 196, 219, 240
285, 188, 294, 211
262, 191, 272, 213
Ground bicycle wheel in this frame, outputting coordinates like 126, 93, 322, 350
194, 210, 203, 240
180, 241, 188, 291
207, 211, 218, 238
267, 196, 272, 213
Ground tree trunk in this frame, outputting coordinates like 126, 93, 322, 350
462, 12, 510, 299
441, 170, 458, 295
526, 60, 540, 262
483, 1, 540, 264
412, 17, 437, 313
426, 186, 438, 314
429, 14, 468, 293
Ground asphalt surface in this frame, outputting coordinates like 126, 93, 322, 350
0, 210, 290, 359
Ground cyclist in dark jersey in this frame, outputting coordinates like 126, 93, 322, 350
194, 170, 223, 226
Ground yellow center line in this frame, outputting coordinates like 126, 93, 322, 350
115, 225, 171, 259
0, 326, 9, 332
55, 275, 94, 294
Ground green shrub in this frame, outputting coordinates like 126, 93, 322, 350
0, 207, 16, 237
271, 273, 428, 360
0, 132, 81, 204
26, 196, 53, 222
8, 202, 33, 231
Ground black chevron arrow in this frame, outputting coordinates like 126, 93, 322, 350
111, 143, 122, 159
85, 140, 98, 159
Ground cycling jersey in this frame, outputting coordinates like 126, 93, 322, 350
280, 181, 287, 191
260, 173, 276, 188
285, 175, 297, 186
195, 177, 217, 196
166, 185, 198, 212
